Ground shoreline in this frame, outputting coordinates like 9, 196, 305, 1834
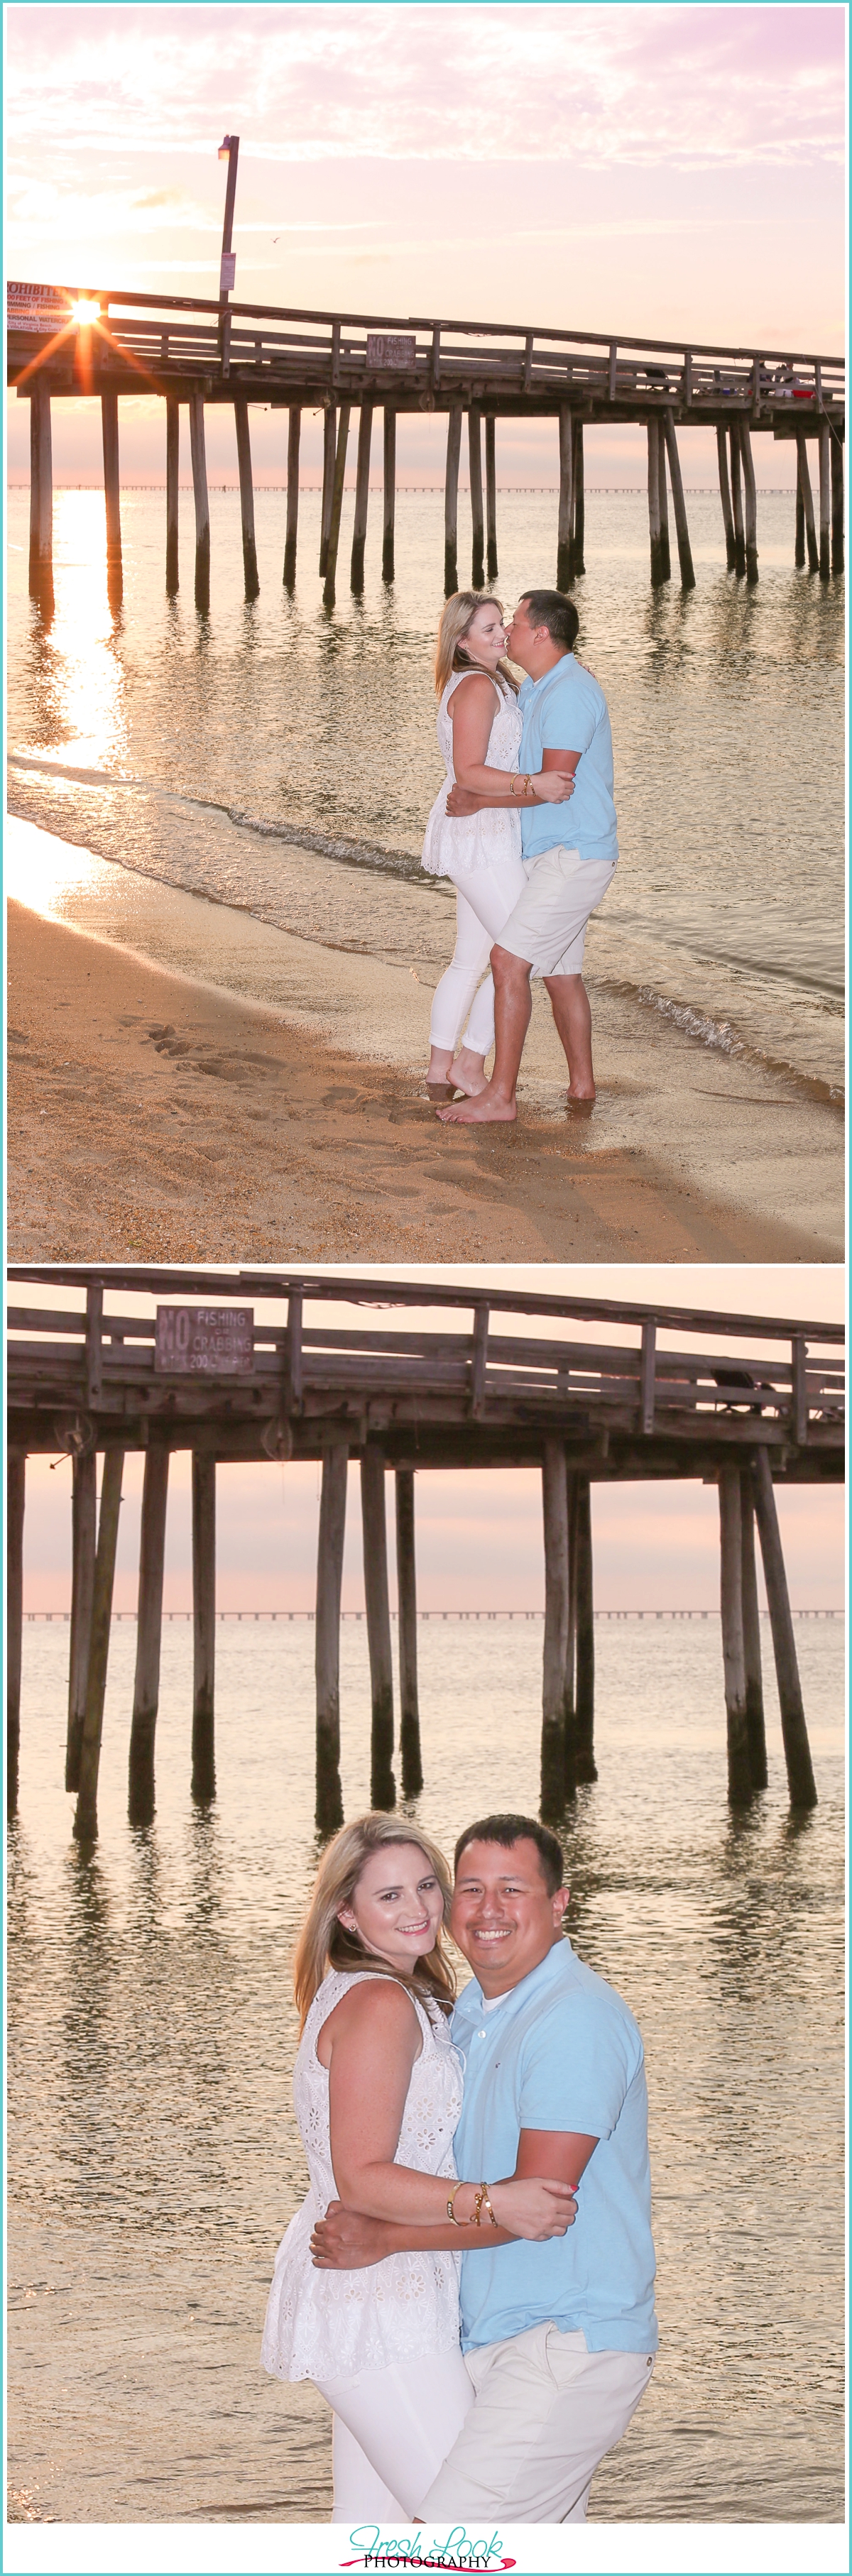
8, 894, 842, 1263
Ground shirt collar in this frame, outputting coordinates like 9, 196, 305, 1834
454, 1934, 575, 2025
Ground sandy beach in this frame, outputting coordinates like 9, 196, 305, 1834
8, 895, 842, 1263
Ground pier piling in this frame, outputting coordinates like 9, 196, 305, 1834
361, 1446, 395, 1809
351, 402, 373, 592
284, 406, 300, 586
740, 421, 759, 582
191, 1450, 216, 1802
322, 402, 351, 605
574, 1474, 597, 1782
664, 410, 695, 588
469, 406, 485, 586
572, 422, 586, 574
101, 390, 122, 604
657, 427, 671, 581
485, 414, 498, 579
562, 1471, 579, 1802
648, 420, 666, 586
740, 1467, 768, 1791
794, 458, 806, 567
752, 1447, 817, 1809
830, 432, 843, 574
796, 431, 819, 572
395, 1469, 423, 1797
7, 1450, 26, 1815
716, 425, 737, 569
73, 1448, 124, 1843
165, 397, 180, 593
28, 380, 53, 598
234, 398, 260, 599
818, 421, 831, 579
315, 1439, 347, 1836
382, 407, 396, 581
444, 403, 462, 596
189, 390, 210, 611
541, 1439, 570, 1819
719, 1465, 752, 1804
319, 407, 336, 576
557, 407, 574, 589
129, 1444, 170, 1828
67, 1449, 97, 1792
730, 424, 746, 576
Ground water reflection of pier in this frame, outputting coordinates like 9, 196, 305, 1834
7, 1268, 843, 1841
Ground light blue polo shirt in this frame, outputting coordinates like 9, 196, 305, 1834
450, 1937, 657, 2354
519, 657, 618, 867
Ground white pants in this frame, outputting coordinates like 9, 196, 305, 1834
429, 850, 528, 1058
315, 2346, 474, 2522
419, 2323, 654, 2523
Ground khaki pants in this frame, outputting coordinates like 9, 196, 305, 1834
418, 2323, 655, 2523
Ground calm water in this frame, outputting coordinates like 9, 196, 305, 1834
7, 1613, 844, 2526
6, 485, 845, 1092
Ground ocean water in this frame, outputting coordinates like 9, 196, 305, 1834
7, 1611, 844, 2526
6, 483, 844, 1094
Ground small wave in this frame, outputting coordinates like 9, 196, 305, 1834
600, 975, 844, 1107
8, 753, 425, 884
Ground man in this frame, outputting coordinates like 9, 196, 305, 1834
312, 1813, 657, 2523
437, 591, 618, 1124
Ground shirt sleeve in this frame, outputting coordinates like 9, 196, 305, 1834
538, 676, 597, 757
518, 1993, 642, 2141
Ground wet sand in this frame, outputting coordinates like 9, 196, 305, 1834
7, 900, 841, 1263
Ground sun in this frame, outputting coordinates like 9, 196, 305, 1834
71, 299, 100, 327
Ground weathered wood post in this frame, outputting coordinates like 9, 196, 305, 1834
382, 407, 396, 581
818, 420, 831, 579
129, 1443, 170, 1828
101, 390, 122, 603
283, 406, 300, 586
557, 407, 574, 590
647, 420, 666, 586
540, 1439, 569, 1820
794, 455, 806, 568
740, 1467, 768, 1792
165, 396, 180, 594
830, 432, 843, 576
73, 1447, 124, 1843
189, 390, 210, 612
322, 402, 351, 606
28, 377, 53, 596
7, 1449, 26, 1815
485, 414, 498, 579
574, 1473, 597, 1782
795, 431, 819, 572
663, 411, 695, 588
729, 424, 746, 576
469, 407, 484, 587
395, 1469, 423, 1797
444, 404, 462, 596
191, 1449, 216, 1802
67, 1448, 97, 1792
234, 398, 260, 599
716, 424, 736, 569
319, 406, 337, 576
562, 1471, 579, 1802
572, 420, 585, 574
315, 1437, 347, 1836
740, 421, 759, 583
751, 1447, 817, 1809
351, 402, 373, 591
361, 1445, 395, 1809
657, 428, 671, 581
718, 1465, 752, 1804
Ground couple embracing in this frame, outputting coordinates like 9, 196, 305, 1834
262, 1812, 656, 2525
423, 588, 618, 1121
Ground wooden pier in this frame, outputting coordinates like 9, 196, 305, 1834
7, 1268, 843, 1843
9, 283, 844, 611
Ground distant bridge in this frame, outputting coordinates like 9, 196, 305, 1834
9, 283, 845, 610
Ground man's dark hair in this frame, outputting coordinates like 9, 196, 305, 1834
454, 1813, 564, 1897
518, 589, 579, 652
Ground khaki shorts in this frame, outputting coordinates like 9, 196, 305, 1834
497, 846, 616, 977
418, 2320, 654, 2523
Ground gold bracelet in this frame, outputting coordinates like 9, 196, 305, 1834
471, 2183, 488, 2227
480, 2184, 499, 2229
447, 2181, 466, 2225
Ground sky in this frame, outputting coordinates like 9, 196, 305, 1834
5, 2, 846, 487
16, 1263, 845, 1611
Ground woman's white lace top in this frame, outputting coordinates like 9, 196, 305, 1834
421, 670, 523, 876
261, 1969, 464, 2382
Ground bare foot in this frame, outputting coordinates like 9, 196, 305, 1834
426, 1050, 454, 1085
566, 1090, 595, 1117
437, 1090, 517, 1124
425, 1078, 454, 1100
449, 1048, 488, 1098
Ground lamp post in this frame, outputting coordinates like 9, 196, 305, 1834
218, 134, 239, 371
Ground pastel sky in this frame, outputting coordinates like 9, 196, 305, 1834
16, 1263, 845, 1611
6, 3, 846, 486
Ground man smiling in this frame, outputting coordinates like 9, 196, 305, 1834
312, 1813, 657, 2523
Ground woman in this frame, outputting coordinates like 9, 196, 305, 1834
422, 593, 574, 1097
261, 1814, 574, 2521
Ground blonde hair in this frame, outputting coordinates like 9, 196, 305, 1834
293, 1813, 457, 2030
434, 592, 520, 698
